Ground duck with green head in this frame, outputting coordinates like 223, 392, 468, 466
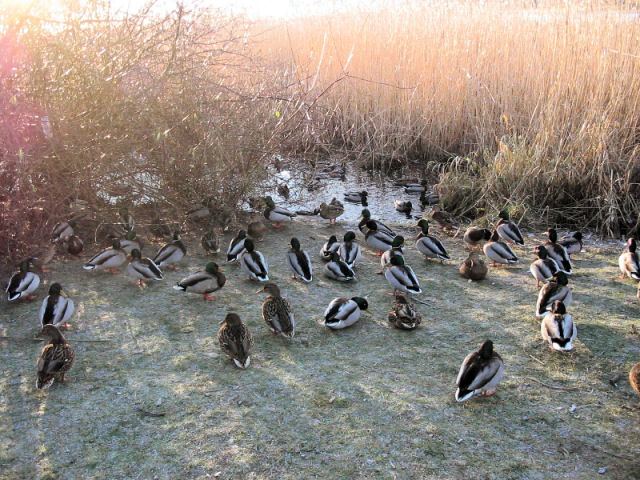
536, 271, 572, 317
263, 196, 296, 228
415, 219, 449, 262
530, 245, 560, 288
83, 239, 127, 274
127, 249, 164, 286
39, 283, 74, 328
6, 259, 40, 302
174, 262, 226, 301
495, 210, 524, 247
339, 231, 362, 268
153, 231, 186, 270
286, 237, 313, 283
455, 340, 504, 402
240, 239, 269, 282
384, 255, 422, 296
323, 296, 368, 329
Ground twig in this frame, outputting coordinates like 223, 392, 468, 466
412, 298, 432, 306
0, 336, 110, 343
528, 354, 546, 365
523, 376, 580, 390
135, 407, 166, 417
575, 439, 637, 461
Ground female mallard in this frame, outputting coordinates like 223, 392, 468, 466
530, 245, 560, 288
541, 300, 576, 352
32, 245, 56, 273
201, 225, 220, 255
286, 237, 313, 282
36, 324, 75, 389
358, 209, 395, 237
339, 231, 362, 268
218, 312, 253, 369
258, 283, 295, 338
455, 340, 504, 402
240, 239, 269, 282
127, 249, 164, 286
324, 253, 355, 282
186, 198, 212, 222
62, 234, 84, 256
344, 190, 368, 203
384, 255, 422, 295
7, 259, 40, 302
463, 227, 492, 250
630, 362, 640, 407
120, 230, 144, 255
83, 239, 127, 274
318, 198, 344, 224
618, 238, 640, 281
388, 294, 422, 330
264, 196, 296, 228
323, 297, 368, 329
227, 229, 247, 263
51, 221, 74, 243
364, 220, 395, 254
483, 230, 518, 266
174, 262, 226, 300
536, 271, 572, 317
559, 231, 583, 255
545, 228, 573, 275
404, 180, 427, 193
495, 210, 524, 246
153, 231, 186, 270
118, 207, 135, 233
460, 251, 488, 281
39, 283, 74, 328
248, 219, 267, 242
381, 235, 405, 270
430, 206, 458, 231
320, 235, 340, 261
395, 200, 412, 214
415, 219, 449, 262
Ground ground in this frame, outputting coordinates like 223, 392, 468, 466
1, 219, 640, 479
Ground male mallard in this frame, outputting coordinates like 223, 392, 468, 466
530, 245, 560, 288
324, 252, 355, 282
118, 207, 135, 233
459, 251, 488, 281
618, 238, 640, 281
536, 271, 572, 317
218, 312, 253, 369
559, 231, 583, 255
51, 220, 74, 243
320, 235, 340, 261
83, 239, 127, 274
264, 196, 296, 228
318, 198, 344, 224
630, 362, 640, 407
430, 206, 458, 231
495, 210, 524, 247
339, 231, 362, 268
153, 231, 186, 270
419, 190, 439, 207
247, 219, 267, 242
239, 239, 269, 282
7, 259, 40, 302
404, 180, 427, 193
387, 294, 422, 330
186, 198, 212, 222
120, 230, 144, 255
455, 340, 504, 402
483, 230, 518, 266
62, 235, 84, 256
344, 190, 368, 203
227, 230, 247, 263
395, 200, 412, 214
358, 209, 395, 237
364, 220, 395, 254
39, 283, 74, 328
381, 236, 406, 270
286, 237, 313, 282
541, 300, 576, 352
127, 249, 164, 286
258, 283, 295, 338
173, 262, 226, 300
36, 324, 75, 389
323, 296, 368, 329
201, 224, 220, 255
545, 228, 573, 275
384, 255, 422, 295
463, 227, 492, 250
415, 219, 449, 262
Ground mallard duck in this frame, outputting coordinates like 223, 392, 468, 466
83, 239, 127, 274
455, 340, 504, 402
118, 207, 135, 233
358, 209, 395, 237
559, 231, 583, 255
247, 219, 267, 241
459, 251, 488, 281
33, 244, 56, 272
387, 294, 421, 329
419, 190, 439, 207
320, 235, 340, 261
415, 219, 449, 262
218, 312, 253, 368
258, 283, 295, 338
430, 206, 458, 231
395, 200, 412, 214
545, 228, 573, 275
62, 235, 84, 256
339, 231, 362, 268
286, 237, 313, 282
39, 283, 74, 328
630, 362, 640, 407
344, 190, 368, 203
153, 231, 186, 270
120, 230, 143, 255
126, 249, 164, 286
541, 300, 576, 352
536, 271, 572, 317
186, 198, 212, 222
264, 196, 296, 228
36, 324, 75, 389
277, 183, 290, 199
495, 210, 524, 246
150, 212, 173, 239
381, 236, 406, 270
404, 180, 427, 193
323, 296, 368, 329
318, 197, 344, 224
364, 220, 395, 254
6, 259, 40, 302
201, 225, 220, 255
384, 255, 422, 295
619, 238, 640, 280
530, 245, 560, 288
174, 262, 226, 300
463, 227, 492, 250
240, 239, 269, 282
51, 221, 74, 243
227, 229, 247, 262
483, 230, 518, 266
324, 252, 355, 281
210, 204, 235, 232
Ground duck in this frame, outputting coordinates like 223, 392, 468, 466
209, 203, 235, 232
495, 210, 524, 246
381, 236, 406, 270
530, 245, 560, 288
153, 231, 186, 270
404, 180, 427, 193
258, 283, 295, 338
339, 231, 362, 268
318, 198, 344, 224
630, 362, 640, 407
174, 262, 226, 300
545, 228, 573, 275
120, 230, 144, 255
483, 230, 518, 266
126, 249, 164, 286
150, 212, 173, 239
419, 190, 439, 207
559, 231, 583, 255
463, 227, 492, 250
118, 207, 135, 233
277, 183, 290, 199
395, 200, 412, 214
239, 239, 269, 282
264, 196, 296, 228
201, 225, 220, 255
459, 251, 488, 281
247, 219, 267, 242
324, 252, 355, 281
430, 206, 458, 231
51, 220, 74, 243
83, 239, 128, 274
384, 255, 422, 295
6, 259, 40, 302
320, 235, 340, 261
32, 244, 57, 272
227, 230, 247, 262
186, 198, 212, 222
358, 209, 395, 237
618, 238, 640, 281
286, 237, 313, 282
455, 340, 504, 402
344, 190, 368, 203
536, 271, 572, 317
323, 297, 368, 329
218, 312, 254, 369
364, 220, 395, 254
415, 219, 449, 262
39, 283, 74, 328
541, 300, 576, 352
62, 234, 84, 256
387, 294, 422, 330
36, 324, 75, 389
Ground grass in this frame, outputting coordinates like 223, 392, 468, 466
1, 217, 640, 479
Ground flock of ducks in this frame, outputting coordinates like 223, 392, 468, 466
4, 191, 640, 405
